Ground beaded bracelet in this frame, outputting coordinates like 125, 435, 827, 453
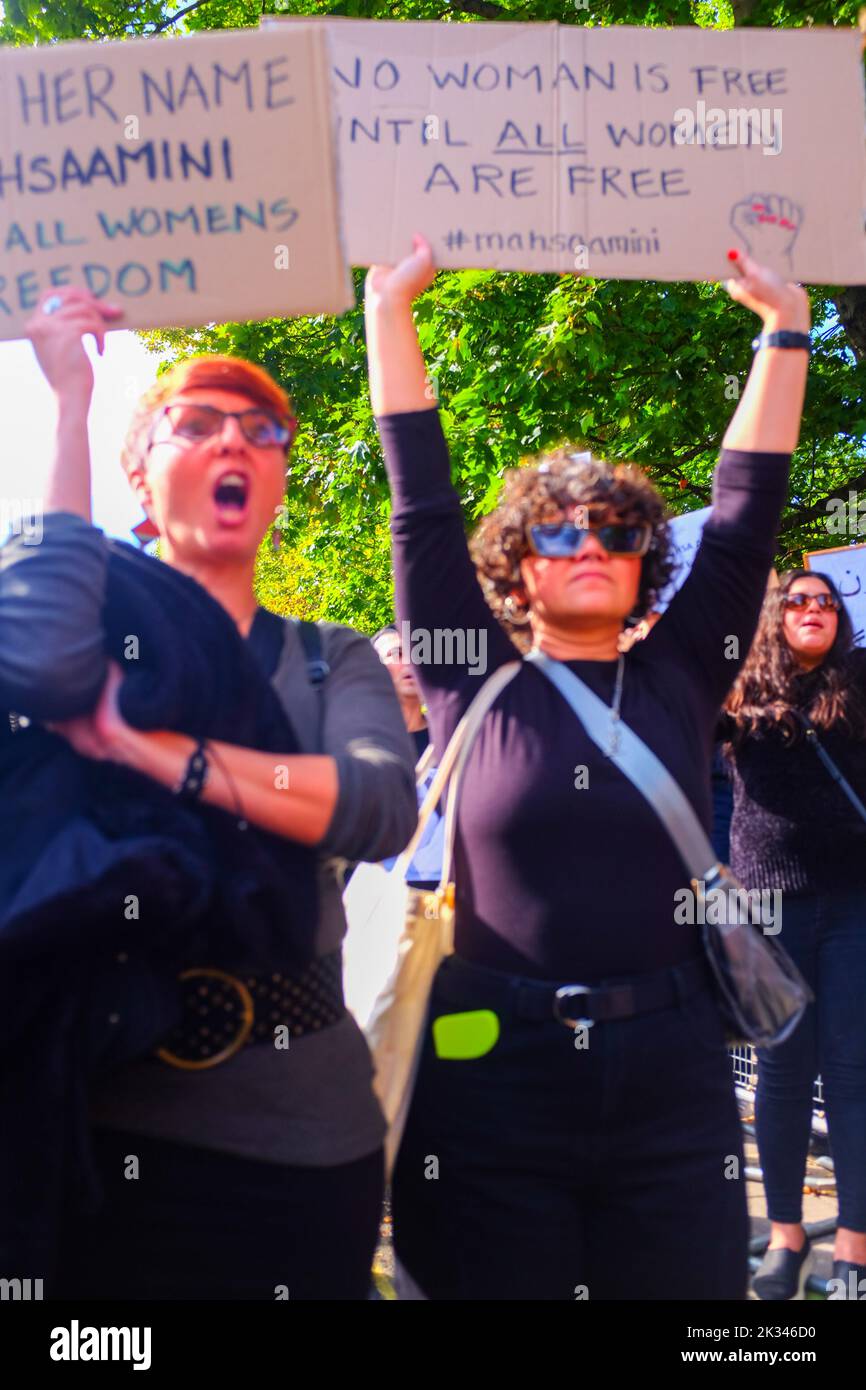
175, 738, 210, 799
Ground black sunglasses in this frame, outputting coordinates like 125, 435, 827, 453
528, 520, 652, 559
148, 403, 296, 451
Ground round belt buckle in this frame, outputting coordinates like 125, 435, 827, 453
155, 967, 255, 1070
553, 984, 595, 1030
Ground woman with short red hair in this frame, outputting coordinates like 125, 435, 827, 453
0, 287, 417, 1299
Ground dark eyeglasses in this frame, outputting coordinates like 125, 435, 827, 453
784, 592, 840, 612
148, 403, 296, 451
527, 520, 652, 559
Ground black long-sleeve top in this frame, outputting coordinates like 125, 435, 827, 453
379, 407, 792, 982
721, 655, 866, 895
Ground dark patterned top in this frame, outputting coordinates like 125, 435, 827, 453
722, 653, 866, 894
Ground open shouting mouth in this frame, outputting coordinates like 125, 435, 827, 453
212, 469, 251, 525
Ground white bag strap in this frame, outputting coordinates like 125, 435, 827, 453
525, 648, 719, 881
391, 661, 521, 882
439, 662, 521, 885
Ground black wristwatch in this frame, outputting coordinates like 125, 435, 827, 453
751, 330, 811, 353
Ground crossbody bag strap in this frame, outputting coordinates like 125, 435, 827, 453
414, 741, 436, 781
794, 711, 866, 827
438, 663, 522, 886
525, 648, 719, 883
391, 661, 522, 881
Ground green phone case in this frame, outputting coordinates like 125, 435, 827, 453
432, 1008, 500, 1060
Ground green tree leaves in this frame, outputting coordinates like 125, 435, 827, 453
5, 0, 863, 628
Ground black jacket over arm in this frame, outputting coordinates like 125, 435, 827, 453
0, 536, 320, 1283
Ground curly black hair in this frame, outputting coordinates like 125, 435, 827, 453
469, 447, 678, 652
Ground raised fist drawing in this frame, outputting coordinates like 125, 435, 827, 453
729, 193, 802, 269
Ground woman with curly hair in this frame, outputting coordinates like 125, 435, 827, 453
364, 235, 810, 1301
722, 570, 866, 1301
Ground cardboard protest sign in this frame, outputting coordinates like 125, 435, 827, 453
804, 542, 866, 646
0, 26, 353, 341
264, 16, 866, 284
655, 504, 713, 612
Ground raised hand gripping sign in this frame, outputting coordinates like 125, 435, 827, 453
0, 25, 353, 341
264, 16, 866, 285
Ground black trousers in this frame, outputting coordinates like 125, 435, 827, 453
53, 1128, 385, 1301
755, 887, 866, 1231
392, 955, 748, 1301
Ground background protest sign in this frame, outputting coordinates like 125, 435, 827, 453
0, 26, 353, 342
654, 504, 713, 613
805, 542, 866, 646
264, 16, 866, 284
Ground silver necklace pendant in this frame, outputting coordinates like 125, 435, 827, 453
604, 653, 625, 759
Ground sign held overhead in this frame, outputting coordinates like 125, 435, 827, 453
264, 17, 866, 284
0, 25, 353, 341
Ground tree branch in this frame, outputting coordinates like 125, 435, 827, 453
636, 438, 718, 478
831, 286, 866, 362
446, 0, 509, 18
778, 466, 866, 536
151, 0, 215, 34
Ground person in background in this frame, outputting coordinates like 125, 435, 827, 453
371, 624, 443, 890
709, 743, 734, 864
711, 571, 779, 865
722, 569, 866, 1300
372, 624, 429, 758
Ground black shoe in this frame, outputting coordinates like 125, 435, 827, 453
827, 1260, 866, 1300
753, 1237, 813, 1300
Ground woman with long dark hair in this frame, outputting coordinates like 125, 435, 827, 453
0, 286, 417, 1299
363, 235, 810, 1300
723, 568, 866, 1300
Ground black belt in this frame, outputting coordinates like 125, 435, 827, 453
155, 950, 345, 1070
438, 953, 712, 1030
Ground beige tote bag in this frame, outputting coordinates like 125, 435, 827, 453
342, 660, 520, 1176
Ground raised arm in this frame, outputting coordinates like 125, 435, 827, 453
364, 238, 517, 751
0, 289, 123, 719
365, 234, 439, 418
649, 252, 810, 704
721, 249, 810, 454
25, 286, 123, 520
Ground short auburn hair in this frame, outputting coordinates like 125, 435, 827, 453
121, 355, 296, 477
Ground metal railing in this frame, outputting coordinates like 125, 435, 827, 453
730, 1043, 824, 1113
